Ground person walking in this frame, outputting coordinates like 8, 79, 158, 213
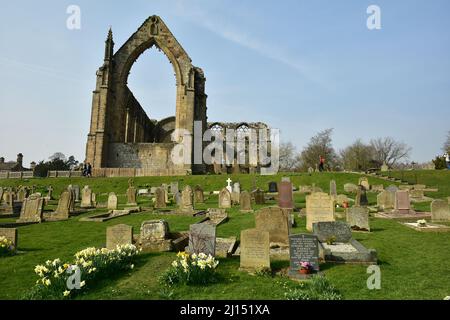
319, 155, 325, 172
86, 163, 92, 177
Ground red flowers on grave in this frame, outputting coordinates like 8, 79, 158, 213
299, 262, 312, 274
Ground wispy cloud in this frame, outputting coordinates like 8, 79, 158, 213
174, 0, 333, 90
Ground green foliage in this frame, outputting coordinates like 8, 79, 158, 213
284, 276, 342, 300
297, 128, 339, 171
432, 156, 446, 170
33, 153, 79, 177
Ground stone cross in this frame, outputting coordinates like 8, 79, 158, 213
226, 178, 232, 193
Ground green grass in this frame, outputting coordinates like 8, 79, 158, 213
0, 172, 449, 300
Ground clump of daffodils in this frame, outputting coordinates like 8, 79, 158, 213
161, 251, 219, 286
0, 236, 16, 257
28, 244, 139, 300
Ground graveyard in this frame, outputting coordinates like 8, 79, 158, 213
1, 170, 449, 300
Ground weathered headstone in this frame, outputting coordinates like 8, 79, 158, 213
386, 185, 399, 193
219, 188, 232, 209
127, 180, 137, 206
381, 163, 389, 172
288, 234, 320, 277
0, 228, 17, 248
240, 191, 252, 212
255, 207, 289, 246
371, 184, 384, 193
377, 190, 395, 210
189, 223, 216, 256
80, 186, 94, 208
355, 186, 368, 207
194, 185, 204, 204
358, 177, 370, 191
239, 229, 270, 272
72, 185, 80, 202
154, 187, 166, 209
346, 206, 370, 231
106, 224, 133, 250
312, 221, 352, 243
170, 182, 179, 195
394, 190, 413, 214
140, 220, 169, 241
431, 199, 450, 222
344, 183, 358, 193
268, 182, 278, 193
306, 192, 335, 231
52, 190, 72, 220
16, 187, 26, 202
16, 194, 44, 223
329, 180, 337, 197
232, 182, 241, 204
409, 189, 424, 199
278, 181, 294, 209
253, 188, 265, 205
46, 186, 54, 200
180, 185, 194, 213
107, 192, 118, 211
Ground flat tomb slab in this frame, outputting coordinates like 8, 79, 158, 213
374, 212, 431, 220
215, 237, 237, 258
402, 222, 450, 233
320, 239, 377, 264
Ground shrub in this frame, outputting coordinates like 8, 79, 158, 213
284, 275, 342, 300
25, 244, 139, 300
0, 236, 16, 257
160, 252, 219, 287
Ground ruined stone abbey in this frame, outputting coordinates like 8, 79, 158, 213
86, 16, 270, 177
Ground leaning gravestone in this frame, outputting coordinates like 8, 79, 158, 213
306, 192, 335, 231
431, 200, 450, 222
278, 181, 294, 209
52, 190, 72, 220
180, 185, 194, 213
0, 228, 18, 248
288, 234, 320, 278
106, 224, 133, 250
218, 188, 232, 209
194, 185, 204, 204
107, 192, 118, 211
377, 190, 395, 210
346, 207, 370, 231
239, 229, 270, 272
329, 180, 337, 198
268, 182, 278, 193
255, 207, 289, 246
16, 194, 44, 223
240, 191, 252, 212
170, 182, 179, 195
313, 221, 353, 243
188, 223, 216, 256
154, 188, 166, 209
80, 186, 94, 208
253, 188, 265, 205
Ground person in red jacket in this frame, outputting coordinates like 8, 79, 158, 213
319, 155, 325, 172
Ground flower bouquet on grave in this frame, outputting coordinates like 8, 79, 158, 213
417, 219, 427, 227
299, 262, 312, 275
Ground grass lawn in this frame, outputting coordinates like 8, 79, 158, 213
0, 171, 449, 300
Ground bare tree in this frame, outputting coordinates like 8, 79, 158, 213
297, 128, 339, 171
443, 130, 450, 154
370, 137, 411, 167
49, 152, 66, 161
339, 139, 376, 171
279, 142, 298, 172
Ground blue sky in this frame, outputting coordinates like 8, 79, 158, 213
1, 0, 449, 165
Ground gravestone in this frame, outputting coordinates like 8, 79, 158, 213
268, 182, 278, 193
239, 229, 270, 272
188, 223, 216, 256
127, 180, 137, 205
240, 191, 252, 212
344, 183, 358, 193
255, 207, 289, 246
194, 185, 204, 204
107, 192, 118, 211
278, 181, 294, 209
232, 182, 241, 204
358, 177, 370, 191
414, 184, 426, 191
52, 190, 72, 220
16, 187, 26, 202
174, 191, 182, 206
80, 186, 94, 208
106, 224, 133, 250
154, 188, 166, 209
299, 185, 312, 194
16, 194, 44, 223
355, 186, 368, 207
72, 185, 80, 202
431, 199, 450, 222
386, 185, 399, 193
346, 207, 370, 231
253, 188, 265, 205
46, 186, 54, 200
226, 178, 233, 193
381, 163, 389, 172
219, 188, 232, 209
208, 208, 228, 225
409, 189, 424, 199
288, 234, 320, 277
306, 192, 335, 231
394, 190, 413, 214
181, 185, 194, 213
170, 182, 179, 195
0, 228, 17, 248
0, 187, 4, 204
329, 180, 337, 197
312, 221, 352, 243
371, 185, 384, 193
140, 220, 169, 241
377, 190, 395, 210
